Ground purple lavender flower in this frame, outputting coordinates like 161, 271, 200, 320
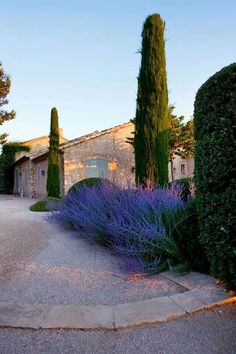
49, 181, 187, 273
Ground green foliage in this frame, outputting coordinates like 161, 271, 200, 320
134, 14, 169, 187
168, 107, 194, 182
0, 63, 16, 144
29, 200, 49, 212
29, 197, 60, 212
171, 199, 209, 273
168, 106, 194, 181
68, 177, 115, 194
194, 63, 236, 290
160, 199, 209, 273
0, 142, 29, 193
128, 106, 194, 182
47, 107, 60, 198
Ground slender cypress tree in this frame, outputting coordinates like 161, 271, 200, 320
134, 14, 169, 186
47, 107, 60, 198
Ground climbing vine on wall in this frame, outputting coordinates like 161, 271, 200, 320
0, 142, 30, 193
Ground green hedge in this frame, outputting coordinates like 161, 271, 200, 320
171, 199, 210, 273
194, 63, 236, 290
68, 178, 115, 194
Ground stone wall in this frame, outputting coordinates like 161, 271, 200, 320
13, 160, 32, 197
169, 155, 194, 181
12, 122, 194, 198
62, 124, 135, 193
15, 137, 49, 162
15, 132, 68, 162
33, 154, 64, 198
33, 159, 48, 198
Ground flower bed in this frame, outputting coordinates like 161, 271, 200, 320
49, 180, 207, 273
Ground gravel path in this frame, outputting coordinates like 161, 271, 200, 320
0, 196, 186, 306
0, 304, 235, 354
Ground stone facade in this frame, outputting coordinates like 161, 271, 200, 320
168, 155, 194, 181
61, 123, 135, 194
13, 131, 67, 197
13, 122, 194, 198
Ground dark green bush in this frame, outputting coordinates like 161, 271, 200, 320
194, 63, 236, 290
68, 177, 115, 194
171, 199, 210, 273
0, 143, 29, 194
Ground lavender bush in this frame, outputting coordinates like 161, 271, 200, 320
50, 181, 192, 273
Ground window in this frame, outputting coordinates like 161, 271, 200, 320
181, 164, 185, 175
85, 159, 109, 178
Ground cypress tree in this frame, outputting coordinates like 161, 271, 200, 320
47, 107, 60, 198
134, 14, 169, 187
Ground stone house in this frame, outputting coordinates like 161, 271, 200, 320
13, 122, 194, 198
12, 130, 68, 197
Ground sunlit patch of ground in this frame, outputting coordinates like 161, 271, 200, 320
1, 259, 186, 301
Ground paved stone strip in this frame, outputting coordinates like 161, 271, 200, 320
0, 303, 50, 329
161, 271, 217, 290
0, 288, 235, 330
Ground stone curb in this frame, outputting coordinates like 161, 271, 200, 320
0, 288, 235, 330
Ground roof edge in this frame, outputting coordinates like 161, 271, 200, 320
60, 121, 133, 150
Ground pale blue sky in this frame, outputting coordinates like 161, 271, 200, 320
1, 0, 236, 141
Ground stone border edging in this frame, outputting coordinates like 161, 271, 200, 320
0, 272, 235, 330
0, 293, 235, 330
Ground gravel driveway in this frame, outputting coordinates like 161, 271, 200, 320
0, 196, 186, 306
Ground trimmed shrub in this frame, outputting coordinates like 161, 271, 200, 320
68, 177, 113, 194
30, 200, 49, 212
30, 197, 61, 212
194, 63, 236, 290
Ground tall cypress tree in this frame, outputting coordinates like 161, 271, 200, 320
134, 14, 169, 186
47, 107, 60, 198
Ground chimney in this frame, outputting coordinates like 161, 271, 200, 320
59, 128, 63, 137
